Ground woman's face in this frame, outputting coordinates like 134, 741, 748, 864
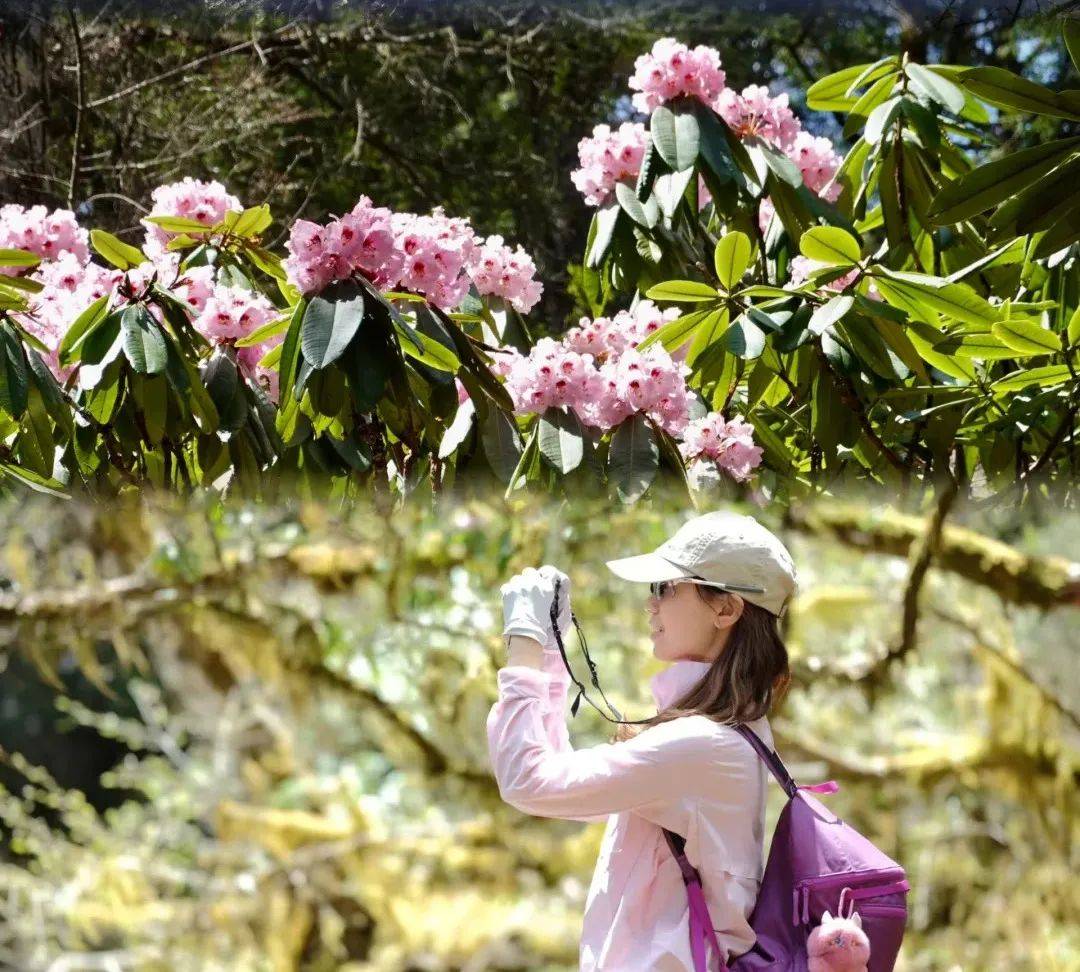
646, 581, 743, 663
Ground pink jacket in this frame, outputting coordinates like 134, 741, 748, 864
486, 650, 774, 971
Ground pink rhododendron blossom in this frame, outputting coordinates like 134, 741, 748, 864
788, 131, 842, 200
563, 299, 683, 361
283, 195, 401, 297
15, 253, 120, 380
570, 122, 650, 206
468, 234, 543, 312
679, 412, 763, 482
142, 178, 242, 259
0, 204, 89, 274
502, 337, 597, 415
628, 38, 727, 114
390, 207, 478, 310
192, 283, 283, 402
716, 85, 800, 149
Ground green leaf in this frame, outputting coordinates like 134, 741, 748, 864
871, 269, 997, 325
845, 56, 900, 97
121, 305, 168, 374
0, 248, 41, 269
0, 324, 29, 419
713, 231, 753, 290
301, 281, 365, 369
645, 280, 719, 303
744, 136, 802, 187
90, 229, 145, 270
959, 66, 1080, 121
586, 200, 620, 269
608, 412, 658, 503
863, 96, 902, 144
799, 226, 861, 267
144, 214, 213, 234
650, 103, 700, 172
928, 137, 1080, 224
1066, 18, 1080, 74
132, 373, 168, 445
244, 245, 286, 282
437, 397, 476, 460
653, 167, 695, 218
906, 62, 966, 114
991, 319, 1062, 355
808, 295, 855, 335
842, 73, 898, 140
723, 315, 767, 359
990, 153, 1080, 236
392, 318, 459, 374
235, 314, 290, 348
538, 406, 584, 474
807, 62, 876, 111
203, 352, 247, 434
276, 298, 307, 399
479, 406, 523, 483
0, 462, 67, 497
1067, 307, 1080, 348
615, 181, 660, 228
990, 364, 1073, 393
58, 293, 111, 365
636, 307, 712, 354
24, 350, 73, 437
216, 204, 273, 239
694, 104, 741, 185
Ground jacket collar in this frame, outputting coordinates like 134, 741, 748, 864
649, 657, 713, 711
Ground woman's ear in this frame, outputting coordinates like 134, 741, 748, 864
713, 592, 744, 627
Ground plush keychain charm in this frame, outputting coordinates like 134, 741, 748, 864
807, 908, 871, 972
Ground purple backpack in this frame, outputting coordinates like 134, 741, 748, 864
663, 724, 909, 971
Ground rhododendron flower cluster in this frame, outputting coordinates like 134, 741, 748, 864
483, 302, 693, 437
717, 85, 800, 149
283, 197, 542, 313
628, 38, 727, 114
563, 299, 682, 360
391, 207, 478, 310
283, 195, 401, 297
467, 234, 544, 312
142, 177, 242, 259
573, 40, 843, 220
679, 412, 764, 482
16, 253, 120, 379
580, 343, 692, 434
788, 132, 843, 200
569, 122, 650, 207
192, 284, 283, 401
0, 204, 89, 273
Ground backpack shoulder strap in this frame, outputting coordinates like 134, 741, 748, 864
731, 723, 799, 799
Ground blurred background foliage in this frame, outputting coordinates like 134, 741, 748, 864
0, 485, 1077, 970
1, 0, 1074, 331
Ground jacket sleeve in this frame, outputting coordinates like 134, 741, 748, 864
486, 665, 713, 825
539, 646, 575, 755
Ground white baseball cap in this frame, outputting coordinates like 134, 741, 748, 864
605, 511, 798, 618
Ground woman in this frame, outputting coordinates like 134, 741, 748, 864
486, 511, 798, 971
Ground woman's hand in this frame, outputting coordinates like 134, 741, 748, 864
500, 564, 571, 650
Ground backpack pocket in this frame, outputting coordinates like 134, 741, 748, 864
849, 903, 907, 972
795, 870, 909, 972
793, 867, 908, 926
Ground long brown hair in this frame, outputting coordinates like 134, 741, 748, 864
612, 586, 791, 743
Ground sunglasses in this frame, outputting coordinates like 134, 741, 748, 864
649, 577, 767, 599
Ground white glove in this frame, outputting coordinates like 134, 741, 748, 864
500, 564, 572, 648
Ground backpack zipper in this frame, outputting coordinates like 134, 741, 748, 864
793, 867, 909, 925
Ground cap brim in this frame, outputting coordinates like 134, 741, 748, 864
604, 552, 693, 583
